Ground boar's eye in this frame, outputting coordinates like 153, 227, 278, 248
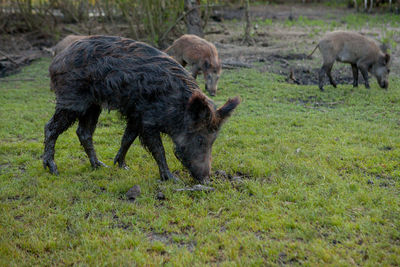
196, 136, 204, 146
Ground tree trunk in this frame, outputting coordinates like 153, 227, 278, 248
242, 0, 254, 46
184, 0, 203, 37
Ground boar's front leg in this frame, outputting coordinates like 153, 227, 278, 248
44, 108, 78, 175
76, 105, 108, 169
191, 64, 200, 79
114, 119, 138, 169
140, 129, 181, 183
358, 64, 370, 89
351, 63, 359, 87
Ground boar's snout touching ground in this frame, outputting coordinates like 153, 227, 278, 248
53, 35, 87, 56
165, 34, 222, 96
309, 31, 391, 91
43, 35, 240, 183
204, 60, 222, 96
172, 92, 240, 183
371, 53, 391, 89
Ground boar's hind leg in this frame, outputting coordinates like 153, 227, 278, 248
351, 64, 359, 87
76, 105, 108, 169
43, 109, 78, 175
326, 64, 337, 88
114, 119, 138, 169
140, 130, 181, 183
319, 62, 335, 91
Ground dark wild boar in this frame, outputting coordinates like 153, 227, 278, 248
53, 35, 87, 56
165, 34, 222, 96
43, 36, 240, 184
309, 31, 391, 91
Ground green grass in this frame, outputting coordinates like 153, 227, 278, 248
1, 52, 400, 266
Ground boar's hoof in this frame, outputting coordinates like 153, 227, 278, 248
319, 86, 324, 92
43, 159, 59, 175
121, 165, 130, 170
161, 171, 183, 184
114, 160, 130, 170
92, 160, 109, 169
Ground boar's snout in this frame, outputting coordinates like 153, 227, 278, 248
377, 76, 389, 89
188, 160, 211, 184
205, 72, 219, 97
205, 83, 216, 96
381, 80, 389, 89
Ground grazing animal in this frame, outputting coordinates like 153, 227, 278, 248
165, 34, 222, 96
309, 31, 391, 91
53, 35, 87, 56
43, 36, 240, 184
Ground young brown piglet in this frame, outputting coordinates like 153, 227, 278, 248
165, 34, 222, 96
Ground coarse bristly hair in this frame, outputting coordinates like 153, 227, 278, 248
49, 35, 206, 135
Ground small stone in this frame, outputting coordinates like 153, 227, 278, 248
367, 179, 374, 185
126, 185, 141, 202
296, 148, 301, 153
156, 191, 166, 200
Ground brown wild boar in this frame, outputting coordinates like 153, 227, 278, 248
53, 35, 87, 56
309, 31, 391, 91
165, 34, 222, 96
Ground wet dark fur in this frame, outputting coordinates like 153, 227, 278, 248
44, 35, 228, 182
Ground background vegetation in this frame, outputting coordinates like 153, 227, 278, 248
0, 0, 398, 45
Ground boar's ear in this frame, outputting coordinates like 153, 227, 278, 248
384, 53, 391, 65
187, 91, 213, 126
216, 96, 241, 125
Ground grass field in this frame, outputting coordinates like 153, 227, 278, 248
1, 19, 400, 266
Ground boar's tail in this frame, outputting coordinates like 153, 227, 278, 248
307, 44, 319, 59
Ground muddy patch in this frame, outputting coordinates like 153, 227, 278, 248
261, 52, 365, 86
213, 170, 252, 181
147, 232, 196, 252
285, 65, 365, 86
110, 213, 134, 230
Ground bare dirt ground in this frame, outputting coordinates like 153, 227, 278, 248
1, 4, 398, 86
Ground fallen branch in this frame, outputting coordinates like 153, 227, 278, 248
174, 184, 215, 192
204, 30, 225, 35
0, 50, 19, 66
